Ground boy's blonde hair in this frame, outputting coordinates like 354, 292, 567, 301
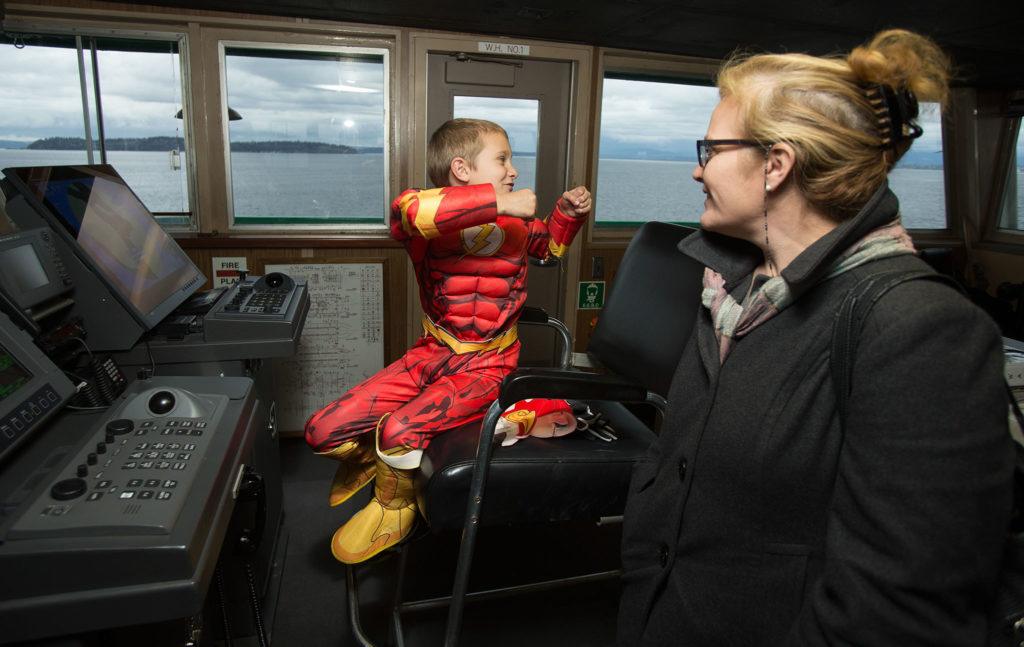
717, 29, 951, 220
427, 118, 509, 187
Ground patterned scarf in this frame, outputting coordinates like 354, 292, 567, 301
702, 220, 916, 363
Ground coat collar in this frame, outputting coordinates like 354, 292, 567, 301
678, 183, 900, 294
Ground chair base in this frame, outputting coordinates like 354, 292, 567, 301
346, 544, 622, 647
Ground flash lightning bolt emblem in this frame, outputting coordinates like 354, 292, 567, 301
462, 224, 504, 256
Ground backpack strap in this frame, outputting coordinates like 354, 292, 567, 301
831, 270, 1024, 643
831, 268, 963, 422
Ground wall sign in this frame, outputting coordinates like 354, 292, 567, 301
212, 256, 248, 287
577, 281, 606, 310
477, 41, 531, 56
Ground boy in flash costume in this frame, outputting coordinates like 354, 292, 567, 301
305, 118, 591, 563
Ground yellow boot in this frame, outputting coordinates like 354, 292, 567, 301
330, 451, 418, 564
319, 434, 375, 507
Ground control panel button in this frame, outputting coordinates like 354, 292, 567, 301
107, 419, 134, 436
51, 478, 87, 500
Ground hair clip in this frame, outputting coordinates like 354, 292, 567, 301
862, 83, 922, 148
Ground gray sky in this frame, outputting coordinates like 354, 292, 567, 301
0, 41, 1004, 165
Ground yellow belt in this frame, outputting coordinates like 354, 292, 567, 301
422, 317, 518, 354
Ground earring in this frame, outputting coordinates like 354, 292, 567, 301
765, 184, 771, 191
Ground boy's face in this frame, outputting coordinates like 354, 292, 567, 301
464, 132, 518, 192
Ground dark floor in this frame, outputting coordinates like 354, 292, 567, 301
269, 436, 622, 647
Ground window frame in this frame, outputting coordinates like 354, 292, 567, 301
592, 50, 964, 244
888, 100, 955, 236
981, 115, 1024, 250
591, 50, 719, 242
217, 39, 392, 233
0, 23, 198, 231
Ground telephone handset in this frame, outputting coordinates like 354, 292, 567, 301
71, 355, 127, 408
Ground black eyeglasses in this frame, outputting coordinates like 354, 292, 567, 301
695, 139, 770, 168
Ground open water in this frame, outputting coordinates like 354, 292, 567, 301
1, 149, 1020, 231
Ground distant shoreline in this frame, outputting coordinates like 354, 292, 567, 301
0, 141, 1005, 170
17, 136, 382, 154
596, 155, 946, 171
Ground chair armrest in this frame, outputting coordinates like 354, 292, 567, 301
517, 308, 573, 369
518, 306, 550, 324
498, 367, 652, 409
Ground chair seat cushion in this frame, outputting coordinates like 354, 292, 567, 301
416, 401, 656, 530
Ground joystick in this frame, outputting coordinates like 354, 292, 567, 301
148, 391, 176, 415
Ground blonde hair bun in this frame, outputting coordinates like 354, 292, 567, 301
715, 28, 953, 220
847, 29, 951, 105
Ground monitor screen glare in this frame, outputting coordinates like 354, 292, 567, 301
9, 165, 200, 318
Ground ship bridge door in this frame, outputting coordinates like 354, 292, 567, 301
426, 52, 574, 366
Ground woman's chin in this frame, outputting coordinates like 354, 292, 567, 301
699, 211, 718, 231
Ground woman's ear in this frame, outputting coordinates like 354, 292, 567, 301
765, 142, 796, 190
450, 157, 471, 184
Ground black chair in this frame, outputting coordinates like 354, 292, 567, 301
347, 221, 704, 646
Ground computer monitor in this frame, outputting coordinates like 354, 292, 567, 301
0, 227, 72, 313
1, 165, 205, 342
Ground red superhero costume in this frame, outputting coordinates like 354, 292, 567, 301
305, 183, 586, 468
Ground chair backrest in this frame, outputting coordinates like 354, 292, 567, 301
586, 221, 703, 397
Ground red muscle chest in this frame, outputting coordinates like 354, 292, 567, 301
417, 217, 531, 340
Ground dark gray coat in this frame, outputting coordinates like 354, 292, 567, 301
618, 186, 1014, 646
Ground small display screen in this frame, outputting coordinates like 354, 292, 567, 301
0, 243, 50, 293
9, 165, 201, 318
0, 343, 33, 403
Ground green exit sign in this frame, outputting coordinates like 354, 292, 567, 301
577, 281, 605, 310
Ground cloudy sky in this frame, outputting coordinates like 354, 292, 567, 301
0, 40, 1011, 167
0, 41, 387, 148
223, 48, 385, 147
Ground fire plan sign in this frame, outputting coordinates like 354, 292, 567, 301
212, 257, 248, 287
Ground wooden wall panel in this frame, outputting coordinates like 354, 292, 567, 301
574, 241, 627, 351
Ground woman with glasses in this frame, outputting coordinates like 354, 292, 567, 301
618, 29, 1013, 646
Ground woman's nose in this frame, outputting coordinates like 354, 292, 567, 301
692, 163, 703, 182
508, 163, 518, 179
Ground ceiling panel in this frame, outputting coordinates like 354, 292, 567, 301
100, 0, 1024, 87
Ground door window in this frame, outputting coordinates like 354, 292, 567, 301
453, 96, 539, 191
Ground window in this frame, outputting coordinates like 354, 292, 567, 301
221, 45, 388, 226
997, 122, 1024, 232
596, 76, 718, 226
0, 33, 192, 227
889, 101, 947, 230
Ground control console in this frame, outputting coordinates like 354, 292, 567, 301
0, 375, 258, 642
7, 385, 228, 539
202, 272, 309, 343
